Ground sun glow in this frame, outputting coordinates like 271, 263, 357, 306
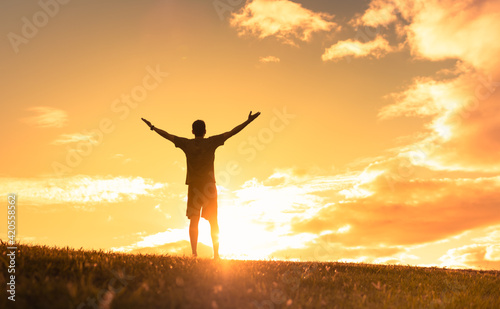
216, 182, 319, 259
217, 207, 274, 259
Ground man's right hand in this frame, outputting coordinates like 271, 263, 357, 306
141, 118, 152, 128
248, 111, 261, 122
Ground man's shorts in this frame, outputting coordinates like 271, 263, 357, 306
186, 182, 218, 221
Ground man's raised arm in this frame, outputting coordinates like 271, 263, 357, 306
141, 118, 177, 143
223, 111, 261, 140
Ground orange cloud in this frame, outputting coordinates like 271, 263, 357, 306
352, 0, 397, 28
350, 0, 500, 173
108, 164, 500, 268
354, 0, 500, 72
403, 0, 500, 72
0, 176, 166, 207
113, 169, 360, 259
259, 55, 280, 63
230, 0, 339, 45
322, 35, 395, 62
378, 76, 462, 120
377, 67, 500, 172
51, 133, 98, 145
440, 243, 500, 270
233, 167, 500, 265
21, 106, 68, 128
291, 171, 500, 246
302, 0, 500, 268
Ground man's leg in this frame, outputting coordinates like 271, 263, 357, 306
189, 216, 200, 257
209, 217, 220, 259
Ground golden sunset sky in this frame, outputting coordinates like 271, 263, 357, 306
1, 0, 500, 270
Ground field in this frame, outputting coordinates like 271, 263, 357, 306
1, 242, 499, 308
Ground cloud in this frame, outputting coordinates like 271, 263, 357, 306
352, 0, 398, 28
109, 165, 500, 268
353, 0, 500, 72
259, 55, 280, 63
278, 0, 500, 268
403, 0, 500, 72
440, 242, 500, 270
241, 168, 500, 264
113, 169, 360, 259
322, 35, 395, 62
111, 153, 132, 164
114, 228, 188, 251
230, 0, 339, 45
349, 0, 500, 172
112, 227, 214, 258
256, 166, 500, 267
377, 65, 500, 172
378, 76, 460, 120
21, 106, 68, 128
51, 133, 98, 145
0, 175, 166, 207
290, 167, 500, 246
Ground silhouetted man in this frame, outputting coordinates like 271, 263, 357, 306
142, 111, 260, 259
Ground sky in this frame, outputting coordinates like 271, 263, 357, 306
1, 0, 500, 270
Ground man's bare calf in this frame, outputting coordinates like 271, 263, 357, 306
189, 216, 220, 259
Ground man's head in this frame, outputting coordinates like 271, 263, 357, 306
192, 120, 206, 137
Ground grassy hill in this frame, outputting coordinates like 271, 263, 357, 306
1, 242, 499, 308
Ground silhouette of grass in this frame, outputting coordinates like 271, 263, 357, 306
1, 242, 499, 308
